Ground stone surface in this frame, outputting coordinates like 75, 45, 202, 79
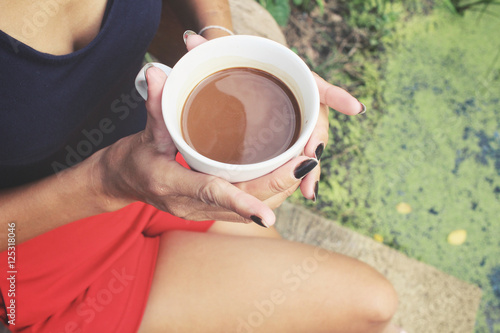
230, 0, 287, 46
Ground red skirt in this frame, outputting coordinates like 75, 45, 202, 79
0, 202, 214, 332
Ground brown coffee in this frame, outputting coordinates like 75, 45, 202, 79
181, 67, 301, 164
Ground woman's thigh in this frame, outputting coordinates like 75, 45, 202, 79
207, 219, 283, 238
138, 228, 398, 333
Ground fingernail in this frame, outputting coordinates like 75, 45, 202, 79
315, 143, 325, 161
251, 215, 269, 228
145, 65, 163, 84
357, 103, 367, 115
313, 181, 319, 202
294, 159, 318, 179
142, 63, 157, 89
183, 30, 197, 44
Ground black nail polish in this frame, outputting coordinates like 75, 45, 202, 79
315, 143, 325, 161
294, 159, 318, 179
313, 181, 319, 202
251, 215, 268, 228
357, 103, 367, 115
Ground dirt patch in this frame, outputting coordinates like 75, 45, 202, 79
282, 2, 370, 86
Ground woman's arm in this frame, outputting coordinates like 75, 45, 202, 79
0, 150, 117, 251
168, 0, 234, 38
148, 0, 233, 65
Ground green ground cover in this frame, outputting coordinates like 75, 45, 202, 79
272, 2, 500, 331
359, 9, 500, 332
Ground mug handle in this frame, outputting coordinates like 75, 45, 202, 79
134, 62, 173, 100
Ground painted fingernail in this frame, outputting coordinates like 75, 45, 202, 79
251, 215, 269, 228
315, 143, 325, 161
313, 181, 319, 202
357, 103, 367, 115
145, 65, 164, 85
294, 159, 318, 179
144, 63, 155, 71
142, 63, 157, 89
183, 30, 197, 44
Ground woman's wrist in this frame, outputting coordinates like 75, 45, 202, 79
187, 0, 234, 39
198, 25, 234, 39
86, 143, 134, 213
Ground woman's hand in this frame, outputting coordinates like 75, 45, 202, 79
299, 73, 365, 200
185, 34, 365, 203
98, 66, 317, 228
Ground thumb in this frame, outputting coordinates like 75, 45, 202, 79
184, 33, 208, 51
239, 156, 318, 200
143, 66, 174, 152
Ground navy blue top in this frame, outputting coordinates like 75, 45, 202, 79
0, 0, 162, 188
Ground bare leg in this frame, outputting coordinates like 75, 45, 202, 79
207, 221, 403, 333
207, 220, 283, 239
138, 222, 399, 333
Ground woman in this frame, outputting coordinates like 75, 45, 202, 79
0, 0, 401, 332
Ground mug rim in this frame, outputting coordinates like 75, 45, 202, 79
161, 35, 320, 174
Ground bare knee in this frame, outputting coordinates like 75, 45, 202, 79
320, 258, 399, 332
362, 274, 399, 325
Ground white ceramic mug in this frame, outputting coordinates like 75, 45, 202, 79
135, 35, 319, 182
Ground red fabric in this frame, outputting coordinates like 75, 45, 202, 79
0, 158, 215, 332
0, 203, 214, 333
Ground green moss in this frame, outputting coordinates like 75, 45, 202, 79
347, 7, 499, 332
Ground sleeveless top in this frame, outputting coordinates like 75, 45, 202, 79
0, 0, 162, 188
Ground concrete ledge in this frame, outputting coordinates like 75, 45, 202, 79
274, 202, 482, 333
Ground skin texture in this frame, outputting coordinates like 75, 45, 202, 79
0, 0, 401, 332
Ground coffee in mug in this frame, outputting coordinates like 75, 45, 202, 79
181, 67, 301, 164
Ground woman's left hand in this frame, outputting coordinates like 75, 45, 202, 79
185, 34, 365, 202
299, 73, 365, 200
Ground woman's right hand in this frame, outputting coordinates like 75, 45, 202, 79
97, 67, 318, 227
